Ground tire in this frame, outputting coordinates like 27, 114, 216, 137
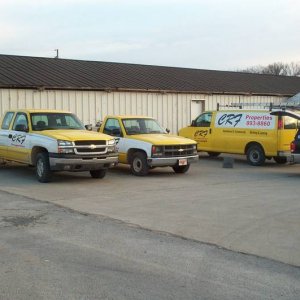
273, 156, 287, 164
246, 145, 265, 166
172, 164, 190, 174
90, 169, 107, 179
130, 152, 149, 176
36, 152, 52, 183
207, 152, 221, 158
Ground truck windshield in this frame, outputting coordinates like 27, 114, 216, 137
122, 118, 165, 135
30, 113, 85, 131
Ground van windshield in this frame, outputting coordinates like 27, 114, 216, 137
30, 113, 85, 131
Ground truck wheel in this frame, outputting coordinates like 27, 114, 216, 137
172, 164, 190, 174
36, 152, 52, 183
0, 159, 7, 166
90, 169, 107, 179
246, 145, 265, 166
273, 156, 287, 164
207, 152, 221, 157
130, 152, 149, 176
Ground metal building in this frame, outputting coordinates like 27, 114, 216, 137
1, 54, 300, 133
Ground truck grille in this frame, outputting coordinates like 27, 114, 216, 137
74, 140, 106, 146
74, 140, 107, 155
164, 145, 195, 157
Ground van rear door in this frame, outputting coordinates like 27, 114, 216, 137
270, 111, 300, 154
277, 115, 299, 153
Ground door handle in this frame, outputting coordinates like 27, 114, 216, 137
8, 134, 12, 139
209, 128, 212, 134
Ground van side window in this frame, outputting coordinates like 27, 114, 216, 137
1, 112, 14, 130
284, 116, 300, 129
195, 113, 212, 127
103, 118, 122, 136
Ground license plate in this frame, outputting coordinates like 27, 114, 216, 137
178, 159, 187, 166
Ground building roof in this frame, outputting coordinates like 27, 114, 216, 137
0, 54, 300, 96
287, 92, 300, 104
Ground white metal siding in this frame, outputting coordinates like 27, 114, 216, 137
0, 88, 287, 133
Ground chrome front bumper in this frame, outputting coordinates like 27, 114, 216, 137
49, 155, 118, 171
147, 155, 199, 167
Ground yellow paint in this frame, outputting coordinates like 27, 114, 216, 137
118, 152, 127, 164
40, 130, 112, 141
179, 110, 297, 157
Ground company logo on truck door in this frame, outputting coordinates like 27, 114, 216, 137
11, 134, 26, 146
215, 112, 276, 129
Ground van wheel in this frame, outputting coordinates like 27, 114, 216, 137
90, 169, 107, 179
207, 152, 221, 157
273, 156, 287, 164
36, 152, 52, 183
173, 164, 190, 174
246, 145, 265, 166
130, 152, 149, 176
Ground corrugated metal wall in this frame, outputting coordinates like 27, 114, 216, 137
0, 88, 286, 133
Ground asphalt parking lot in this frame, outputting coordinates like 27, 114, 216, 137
0, 154, 300, 267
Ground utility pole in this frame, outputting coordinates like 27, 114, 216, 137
54, 49, 59, 59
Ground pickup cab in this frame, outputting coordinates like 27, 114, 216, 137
0, 110, 118, 182
99, 115, 198, 176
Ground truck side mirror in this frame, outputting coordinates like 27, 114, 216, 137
85, 124, 93, 131
191, 120, 196, 127
95, 121, 102, 127
166, 128, 170, 134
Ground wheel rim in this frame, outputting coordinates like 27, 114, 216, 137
37, 159, 44, 177
133, 158, 143, 173
250, 150, 260, 162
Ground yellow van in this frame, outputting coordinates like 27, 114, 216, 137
178, 109, 299, 165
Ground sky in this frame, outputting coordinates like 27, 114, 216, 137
0, 0, 299, 71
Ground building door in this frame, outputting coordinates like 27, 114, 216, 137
190, 100, 205, 122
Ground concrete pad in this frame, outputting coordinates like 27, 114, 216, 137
0, 154, 299, 266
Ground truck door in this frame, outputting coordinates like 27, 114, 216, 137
102, 118, 127, 163
0, 112, 15, 158
6, 112, 30, 163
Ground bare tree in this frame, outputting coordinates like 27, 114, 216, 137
285, 62, 300, 76
241, 62, 300, 76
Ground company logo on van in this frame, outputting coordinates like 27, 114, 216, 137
217, 113, 242, 127
215, 112, 275, 130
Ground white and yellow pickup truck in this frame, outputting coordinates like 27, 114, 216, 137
99, 115, 198, 176
0, 109, 118, 182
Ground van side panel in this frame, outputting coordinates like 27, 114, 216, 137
212, 112, 278, 156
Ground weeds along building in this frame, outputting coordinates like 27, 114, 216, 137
0, 54, 300, 133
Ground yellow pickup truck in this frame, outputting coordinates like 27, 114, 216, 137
98, 115, 198, 176
0, 110, 118, 182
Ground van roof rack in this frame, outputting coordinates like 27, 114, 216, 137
216, 102, 300, 111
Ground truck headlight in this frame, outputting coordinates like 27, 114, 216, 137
107, 139, 116, 152
152, 145, 164, 157
192, 144, 197, 154
58, 140, 74, 154
108, 139, 115, 145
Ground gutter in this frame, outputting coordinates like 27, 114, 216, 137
0, 85, 294, 98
